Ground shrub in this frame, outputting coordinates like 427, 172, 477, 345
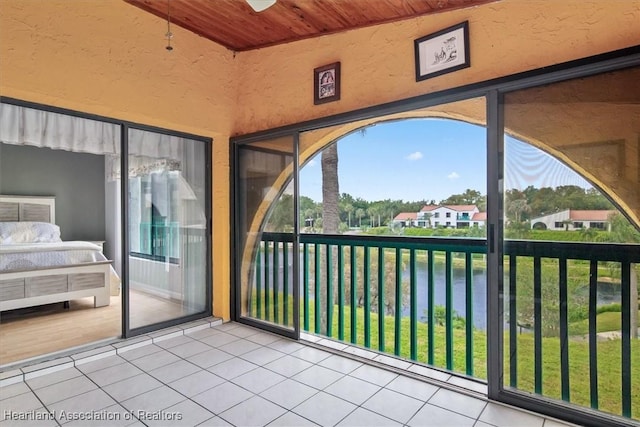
597, 303, 622, 314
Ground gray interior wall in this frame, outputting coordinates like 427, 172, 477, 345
0, 143, 105, 241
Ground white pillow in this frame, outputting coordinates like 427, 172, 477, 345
0, 222, 62, 244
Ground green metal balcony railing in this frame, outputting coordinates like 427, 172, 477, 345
251, 233, 486, 373
134, 222, 206, 265
138, 221, 180, 259
505, 239, 640, 419
250, 232, 640, 421
298, 234, 486, 373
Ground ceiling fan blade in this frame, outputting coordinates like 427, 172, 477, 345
246, 0, 276, 12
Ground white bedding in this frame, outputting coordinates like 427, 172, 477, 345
0, 241, 107, 272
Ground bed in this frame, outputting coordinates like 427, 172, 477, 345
0, 195, 113, 311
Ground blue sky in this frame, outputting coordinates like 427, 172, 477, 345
299, 118, 592, 203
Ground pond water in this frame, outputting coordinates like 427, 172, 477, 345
401, 263, 488, 329
256, 251, 623, 331
401, 262, 621, 330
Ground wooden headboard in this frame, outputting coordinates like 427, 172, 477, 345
0, 195, 56, 224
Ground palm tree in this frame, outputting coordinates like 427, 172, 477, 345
342, 202, 354, 228
320, 142, 339, 334
368, 206, 380, 227
356, 208, 365, 228
322, 144, 339, 234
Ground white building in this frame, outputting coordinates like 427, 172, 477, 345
392, 212, 417, 227
529, 209, 615, 231
394, 204, 485, 229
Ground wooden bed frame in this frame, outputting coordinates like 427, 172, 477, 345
0, 195, 111, 311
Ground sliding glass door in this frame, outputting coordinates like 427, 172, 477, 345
126, 128, 210, 331
496, 65, 640, 426
234, 135, 299, 338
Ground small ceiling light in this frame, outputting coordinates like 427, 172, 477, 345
165, 0, 173, 51
246, 0, 276, 12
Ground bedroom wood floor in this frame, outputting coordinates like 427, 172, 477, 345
0, 291, 188, 366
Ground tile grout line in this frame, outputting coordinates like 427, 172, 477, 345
301, 336, 487, 399
32, 331, 414, 427
3, 321, 574, 427
91, 323, 289, 426
0, 318, 223, 387
21, 378, 62, 427
145, 326, 345, 426
300, 333, 574, 426
4, 319, 224, 426
148, 326, 306, 427
203, 331, 436, 426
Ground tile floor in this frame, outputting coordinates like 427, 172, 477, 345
0, 320, 575, 427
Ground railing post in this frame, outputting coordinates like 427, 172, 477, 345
326, 244, 333, 337
588, 260, 598, 410
631, 264, 638, 340
509, 254, 518, 388
378, 247, 385, 352
264, 240, 270, 322
395, 248, 402, 356
283, 242, 289, 326
445, 251, 453, 371
465, 252, 474, 376
350, 245, 357, 344
303, 243, 309, 332
338, 245, 345, 341
559, 257, 570, 402
427, 249, 434, 365
621, 262, 631, 418
534, 256, 542, 395
364, 246, 371, 348
410, 248, 417, 360
314, 243, 320, 334
273, 241, 279, 324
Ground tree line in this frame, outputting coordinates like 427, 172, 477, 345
299, 188, 486, 231
269, 185, 617, 233
505, 185, 613, 223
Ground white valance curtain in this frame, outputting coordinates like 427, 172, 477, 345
0, 103, 120, 155
0, 103, 188, 178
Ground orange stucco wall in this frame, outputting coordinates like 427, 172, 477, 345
234, 0, 640, 134
1, 0, 639, 321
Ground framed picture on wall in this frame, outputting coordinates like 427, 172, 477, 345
414, 21, 470, 81
314, 62, 341, 105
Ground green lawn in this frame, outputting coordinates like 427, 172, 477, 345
568, 311, 640, 335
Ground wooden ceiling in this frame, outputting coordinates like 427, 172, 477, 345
124, 0, 497, 51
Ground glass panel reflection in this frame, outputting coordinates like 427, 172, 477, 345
502, 66, 640, 421
237, 136, 296, 331
128, 128, 208, 329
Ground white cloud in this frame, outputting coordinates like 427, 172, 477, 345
306, 159, 316, 167
406, 151, 423, 161
447, 172, 460, 180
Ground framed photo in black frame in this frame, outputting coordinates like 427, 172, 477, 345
314, 62, 341, 105
414, 21, 470, 81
